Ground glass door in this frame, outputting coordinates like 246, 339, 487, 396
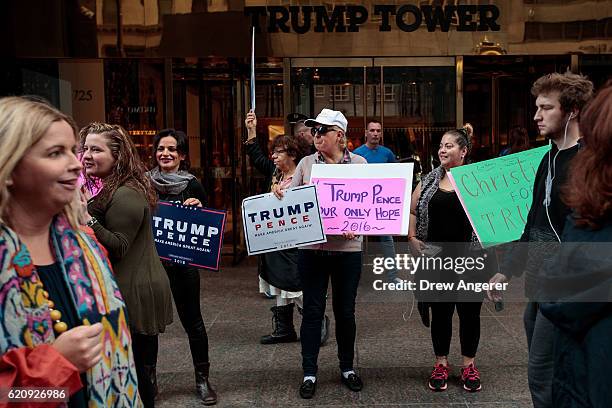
172, 58, 245, 264
290, 57, 457, 177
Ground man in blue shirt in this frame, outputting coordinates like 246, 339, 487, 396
354, 120, 400, 284
353, 120, 396, 164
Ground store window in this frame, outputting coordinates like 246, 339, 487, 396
104, 59, 166, 163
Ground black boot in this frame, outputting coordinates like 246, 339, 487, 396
195, 363, 217, 405
260, 304, 298, 344
143, 364, 159, 399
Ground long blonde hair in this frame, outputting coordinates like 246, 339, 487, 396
0, 97, 80, 228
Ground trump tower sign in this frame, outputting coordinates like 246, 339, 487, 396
242, 185, 327, 255
152, 202, 226, 270
245, 4, 500, 34
310, 163, 413, 235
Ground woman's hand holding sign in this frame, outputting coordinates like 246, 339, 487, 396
183, 198, 202, 207
272, 184, 285, 200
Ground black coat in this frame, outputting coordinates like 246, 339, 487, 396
539, 217, 612, 408
244, 141, 301, 291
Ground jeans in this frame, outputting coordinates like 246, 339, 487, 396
369, 235, 397, 282
298, 250, 362, 376
524, 301, 554, 408
430, 301, 482, 358
131, 332, 158, 408
165, 263, 210, 367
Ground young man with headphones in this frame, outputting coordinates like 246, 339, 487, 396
488, 72, 593, 408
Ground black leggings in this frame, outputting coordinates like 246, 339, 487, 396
298, 250, 362, 376
165, 264, 210, 368
131, 332, 158, 408
430, 301, 482, 358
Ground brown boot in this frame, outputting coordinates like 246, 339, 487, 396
195, 363, 217, 405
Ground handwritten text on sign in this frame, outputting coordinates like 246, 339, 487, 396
311, 178, 406, 235
448, 145, 550, 246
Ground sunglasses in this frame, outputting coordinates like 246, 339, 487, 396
311, 125, 338, 137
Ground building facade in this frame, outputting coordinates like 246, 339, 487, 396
2, 0, 611, 260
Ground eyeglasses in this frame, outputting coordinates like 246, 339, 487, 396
311, 125, 338, 138
273, 149, 287, 155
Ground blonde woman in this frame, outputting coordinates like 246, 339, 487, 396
274, 109, 366, 399
0, 97, 141, 407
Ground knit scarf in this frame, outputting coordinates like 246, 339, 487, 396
148, 167, 194, 195
0, 216, 142, 407
415, 165, 445, 241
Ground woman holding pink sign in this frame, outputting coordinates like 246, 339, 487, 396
273, 108, 367, 400
408, 124, 486, 393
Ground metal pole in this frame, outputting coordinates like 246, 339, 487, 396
363, 66, 367, 133
116, 0, 125, 57
380, 65, 384, 144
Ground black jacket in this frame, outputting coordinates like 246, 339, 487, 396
539, 218, 612, 408
245, 141, 275, 189
244, 141, 301, 291
500, 142, 581, 298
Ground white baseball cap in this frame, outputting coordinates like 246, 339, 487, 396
305, 109, 347, 132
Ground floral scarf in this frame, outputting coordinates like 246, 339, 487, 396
0, 216, 142, 407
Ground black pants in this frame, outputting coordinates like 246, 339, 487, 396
165, 264, 210, 368
298, 250, 362, 376
430, 301, 482, 358
131, 332, 158, 408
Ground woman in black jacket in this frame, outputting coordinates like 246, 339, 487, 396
244, 111, 329, 346
147, 129, 217, 405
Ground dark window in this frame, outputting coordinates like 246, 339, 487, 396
103, 0, 117, 25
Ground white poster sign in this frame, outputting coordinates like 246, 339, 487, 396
242, 185, 327, 255
310, 163, 413, 235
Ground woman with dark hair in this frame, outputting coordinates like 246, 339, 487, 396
409, 124, 486, 393
80, 123, 173, 408
539, 82, 612, 408
146, 129, 217, 405
500, 126, 530, 156
244, 111, 329, 346
0, 98, 142, 407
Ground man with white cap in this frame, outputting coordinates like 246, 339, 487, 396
273, 108, 367, 399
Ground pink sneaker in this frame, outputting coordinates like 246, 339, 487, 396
461, 363, 482, 392
428, 364, 449, 391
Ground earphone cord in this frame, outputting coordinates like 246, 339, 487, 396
544, 115, 571, 242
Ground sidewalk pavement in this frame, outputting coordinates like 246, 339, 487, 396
156, 259, 532, 407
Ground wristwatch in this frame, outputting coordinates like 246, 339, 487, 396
86, 217, 98, 227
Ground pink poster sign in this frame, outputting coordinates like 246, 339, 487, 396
310, 177, 407, 235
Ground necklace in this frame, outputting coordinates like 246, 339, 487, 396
42, 290, 68, 334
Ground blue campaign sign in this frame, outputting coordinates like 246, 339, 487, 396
152, 201, 226, 271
